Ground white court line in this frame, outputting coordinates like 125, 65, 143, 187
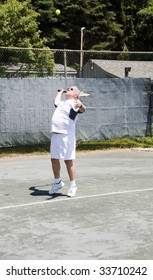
0, 187, 153, 211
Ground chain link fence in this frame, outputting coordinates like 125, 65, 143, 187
0, 47, 153, 155
0, 46, 153, 78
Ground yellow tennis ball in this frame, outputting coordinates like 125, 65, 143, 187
55, 9, 61, 15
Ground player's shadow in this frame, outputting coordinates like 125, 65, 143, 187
29, 186, 67, 199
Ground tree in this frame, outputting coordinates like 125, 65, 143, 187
111, 0, 150, 51
138, 0, 153, 14
31, 0, 76, 49
136, 0, 153, 51
32, 0, 123, 51
84, 0, 123, 50
0, 0, 55, 77
0, 0, 151, 54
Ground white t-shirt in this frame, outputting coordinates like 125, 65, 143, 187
51, 99, 79, 134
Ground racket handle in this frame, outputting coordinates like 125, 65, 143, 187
58, 89, 66, 93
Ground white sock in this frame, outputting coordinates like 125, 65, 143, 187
54, 178, 61, 184
70, 180, 76, 187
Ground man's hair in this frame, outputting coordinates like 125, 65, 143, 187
72, 86, 80, 98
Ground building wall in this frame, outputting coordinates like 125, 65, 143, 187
83, 62, 114, 78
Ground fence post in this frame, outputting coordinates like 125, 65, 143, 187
151, 82, 153, 135
64, 49, 67, 78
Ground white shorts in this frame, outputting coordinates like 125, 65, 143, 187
50, 133, 76, 160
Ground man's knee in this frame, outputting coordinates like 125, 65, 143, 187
64, 160, 73, 166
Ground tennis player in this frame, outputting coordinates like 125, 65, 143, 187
49, 86, 86, 197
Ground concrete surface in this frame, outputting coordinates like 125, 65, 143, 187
0, 149, 153, 260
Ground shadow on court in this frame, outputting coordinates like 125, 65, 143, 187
29, 186, 68, 199
0, 149, 153, 260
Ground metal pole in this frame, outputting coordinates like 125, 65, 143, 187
64, 49, 67, 78
80, 27, 85, 77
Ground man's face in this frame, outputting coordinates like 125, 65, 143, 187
66, 87, 79, 99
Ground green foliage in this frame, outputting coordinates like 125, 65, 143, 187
0, 0, 152, 53
138, 0, 153, 15
0, 0, 41, 47
111, 0, 151, 51
32, 0, 123, 50
0, 0, 55, 76
76, 137, 153, 151
33, 49, 55, 77
135, 0, 153, 51
1, 137, 153, 157
31, 0, 152, 51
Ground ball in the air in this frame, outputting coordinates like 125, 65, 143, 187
55, 9, 61, 15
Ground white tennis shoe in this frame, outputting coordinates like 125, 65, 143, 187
48, 180, 65, 195
67, 185, 77, 197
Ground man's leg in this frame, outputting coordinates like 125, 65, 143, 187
65, 160, 77, 197
51, 158, 61, 179
48, 158, 64, 195
64, 159, 75, 181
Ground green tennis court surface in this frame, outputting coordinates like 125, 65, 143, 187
0, 149, 153, 260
